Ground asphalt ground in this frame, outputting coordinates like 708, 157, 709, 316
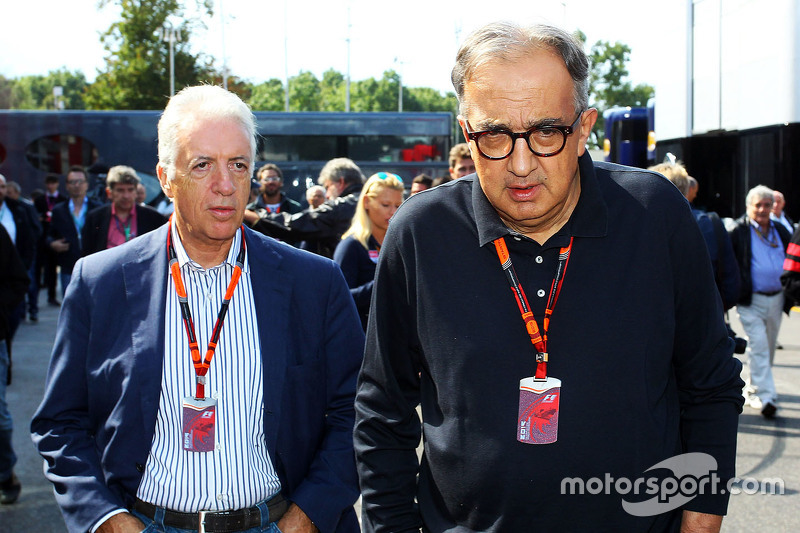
1, 291, 799, 532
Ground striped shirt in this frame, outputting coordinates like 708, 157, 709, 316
136, 224, 281, 511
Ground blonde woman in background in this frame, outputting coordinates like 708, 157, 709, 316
334, 172, 404, 329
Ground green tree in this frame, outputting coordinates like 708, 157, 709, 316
288, 71, 321, 111
350, 70, 402, 112
85, 0, 214, 110
249, 79, 286, 111
588, 40, 654, 147
0, 76, 13, 109
320, 69, 345, 112
6, 69, 87, 109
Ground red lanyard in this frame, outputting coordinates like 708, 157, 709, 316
167, 221, 246, 399
493, 236, 573, 380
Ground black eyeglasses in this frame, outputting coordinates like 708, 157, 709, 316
464, 111, 584, 160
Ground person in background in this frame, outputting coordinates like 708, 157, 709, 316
305, 185, 326, 209
728, 185, 792, 419
6, 181, 43, 322
431, 175, 452, 187
0, 224, 29, 505
687, 176, 698, 204
334, 173, 404, 330
249, 163, 302, 215
32, 84, 364, 533
0, 175, 40, 337
48, 166, 101, 298
771, 190, 794, 233
447, 142, 475, 180
33, 174, 65, 307
81, 165, 167, 256
246, 158, 365, 258
355, 21, 743, 533
410, 174, 433, 195
650, 161, 740, 310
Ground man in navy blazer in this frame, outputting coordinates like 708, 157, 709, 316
32, 86, 364, 533
47, 166, 101, 297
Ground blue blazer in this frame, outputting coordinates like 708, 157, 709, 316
31, 224, 365, 533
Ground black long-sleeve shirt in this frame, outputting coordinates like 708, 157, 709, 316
355, 154, 745, 533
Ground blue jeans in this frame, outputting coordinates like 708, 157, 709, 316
0, 341, 16, 481
131, 501, 283, 533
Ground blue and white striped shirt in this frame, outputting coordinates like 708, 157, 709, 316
136, 224, 281, 511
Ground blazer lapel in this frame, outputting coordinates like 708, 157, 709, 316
245, 228, 293, 455
122, 225, 170, 436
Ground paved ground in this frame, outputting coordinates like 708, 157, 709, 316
1, 292, 799, 532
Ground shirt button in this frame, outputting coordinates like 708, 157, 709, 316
513, 236, 521, 241
216, 444, 222, 451
537, 289, 546, 297
216, 494, 227, 501
212, 392, 220, 400
535, 256, 543, 264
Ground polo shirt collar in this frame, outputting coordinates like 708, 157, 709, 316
473, 152, 608, 248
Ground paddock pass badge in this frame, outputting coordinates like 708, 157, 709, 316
182, 396, 217, 452
517, 377, 561, 445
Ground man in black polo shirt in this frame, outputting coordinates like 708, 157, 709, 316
354, 22, 744, 533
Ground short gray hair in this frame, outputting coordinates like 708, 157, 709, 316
451, 21, 589, 117
317, 158, 365, 187
158, 85, 257, 181
746, 185, 774, 207
106, 165, 140, 189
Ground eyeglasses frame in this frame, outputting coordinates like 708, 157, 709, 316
464, 110, 585, 160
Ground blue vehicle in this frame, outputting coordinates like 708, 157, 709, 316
602, 106, 650, 168
0, 110, 453, 203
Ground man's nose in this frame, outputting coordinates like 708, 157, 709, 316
506, 138, 538, 177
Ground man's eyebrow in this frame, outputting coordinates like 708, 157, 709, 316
523, 117, 562, 130
472, 117, 564, 131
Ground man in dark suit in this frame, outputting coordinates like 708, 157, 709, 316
81, 165, 168, 256
0, 224, 30, 505
33, 173, 66, 306
0, 174, 40, 336
32, 85, 364, 533
48, 166, 101, 297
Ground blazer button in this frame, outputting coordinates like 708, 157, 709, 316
136, 463, 144, 473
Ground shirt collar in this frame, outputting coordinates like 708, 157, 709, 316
473, 152, 608, 248
170, 220, 249, 273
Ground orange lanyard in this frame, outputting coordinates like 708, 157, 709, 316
167, 221, 246, 399
493, 236, 573, 380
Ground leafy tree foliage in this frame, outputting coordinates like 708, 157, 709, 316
4, 69, 88, 110
84, 0, 214, 110
288, 71, 321, 111
588, 40, 654, 147
250, 79, 286, 111
320, 69, 345, 112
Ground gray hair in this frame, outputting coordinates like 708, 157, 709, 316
106, 165, 140, 189
746, 185, 774, 207
451, 21, 589, 117
317, 158, 365, 187
158, 85, 257, 181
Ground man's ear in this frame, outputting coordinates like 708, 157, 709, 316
156, 163, 174, 198
576, 108, 598, 157
457, 115, 470, 144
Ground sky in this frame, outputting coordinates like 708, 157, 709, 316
1, 0, 661, 96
